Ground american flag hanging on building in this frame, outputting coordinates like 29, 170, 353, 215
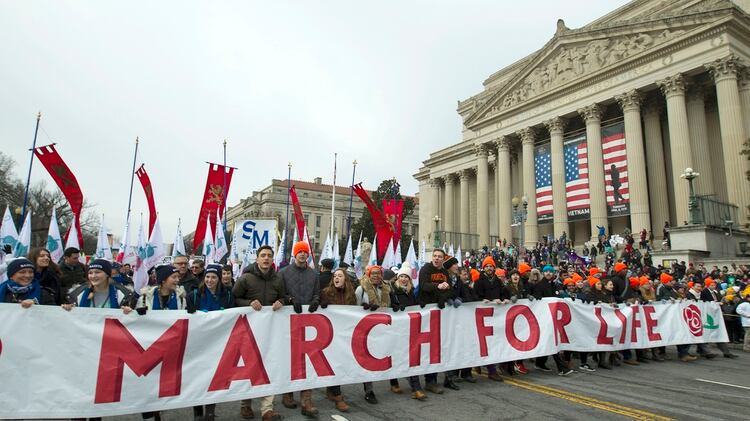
602, 122, 630, 216
535, 144, 553, 222
564, 134, 590, 220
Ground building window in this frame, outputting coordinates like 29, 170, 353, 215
316, 215, 321, 227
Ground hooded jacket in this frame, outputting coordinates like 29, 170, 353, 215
233, 263, 285, 306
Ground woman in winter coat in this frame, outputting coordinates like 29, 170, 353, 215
505, 269, 530, 375
389, 265, 428, 401
136, 264, 188, 311
354, 265, 391, 404
320, 268, 356, 412
0, 258, 56, 306
64, 259, 134, 312
28, 247, 63, 305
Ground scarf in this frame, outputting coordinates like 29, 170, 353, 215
359, 276, 391, 307
79, 284, 119, 308
196, 288, 225, 312
152, 289, 178, 310
0, 280, 42, 303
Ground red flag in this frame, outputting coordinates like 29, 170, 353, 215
136, 164, 157, 236
33, 144, 84, 247
289, 186, 306, 240
352, 183, 393, 261
193, 163, 234, 253
382, 199, 404, 247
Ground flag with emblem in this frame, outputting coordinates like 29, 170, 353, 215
1, 206, 19, 253
13, 212, 31, 258
143, 217, 166, 270
535, 144, 553, 223
213, 216, 228, 262
132, 216, 149, 292
564, 134, 591, 221
202, 214, 216, 264
172, 219, 186, 257
95, 214, 113, 260
353, 231, 364, 279
47, 208, 64, 264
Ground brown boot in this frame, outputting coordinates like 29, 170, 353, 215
261, 410, 282, 421
332, 395, 349, 412
326, 390, 337, 401
240, 401, 254, 419
300, 390, 319, 418
282, 392, 297, 409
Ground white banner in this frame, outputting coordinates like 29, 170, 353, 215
233, 219, 277, 264
0, 299, 727, 419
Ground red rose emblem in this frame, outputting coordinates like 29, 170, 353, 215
683, 304, 703, 337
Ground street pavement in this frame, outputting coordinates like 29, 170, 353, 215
109, 344, 749, 421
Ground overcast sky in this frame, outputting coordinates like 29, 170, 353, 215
0, 0, 629, 241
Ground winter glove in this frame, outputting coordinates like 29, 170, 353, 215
293, 300, 303, 314
308, 299, 319, 313
437, 300, 446, 309
446, 298, 454, 308
369, 303, 379, 311
528, 296, 536, 302
418, 300, 426, 308
392, 302, 400, 312
453, 297, 463, 308
320, 301, 328, 309
510, 295, 518, 304
400, 304, 407, 311
571, 296, 576, 302
136, 307, 148, 316
362, 302, 371, 310
187, 305, 197, 314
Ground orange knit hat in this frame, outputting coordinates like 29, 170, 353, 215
615, 262, 627, 273
292, 241, 310, 256
659, 273, 673, 284
629, 277, 640, 288
639, 276, 650, 287
704, 277, 714, 287
495, 268, 506, 278
571, 272, 583, 282
589, 267, 600, 276
470, 268, 480, 282
563, 278, 576, 287
518, 263, 531, 275
482, 256, 496, 268
588, 276, 600, 288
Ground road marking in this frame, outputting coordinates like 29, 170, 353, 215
484, 374, 675, 421
695, 378, 750, 390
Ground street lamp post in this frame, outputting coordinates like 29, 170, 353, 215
511, 196, 528, 245
680, 168, 702, 225
433, 215, 441, 248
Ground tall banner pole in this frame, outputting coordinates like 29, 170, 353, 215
222, 139, 228, 230
21, 112, 42, 224
284, 162, 292, 261
330, 153, 337, 241
125, 137, 139, 228
346, 159, 357, 238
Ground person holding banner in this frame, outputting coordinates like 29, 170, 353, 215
354, 264, 391, 403
0, 258, 56, 306
135, 265, 187, 311
280, 241, 320, 417
28, 247, 63, 305
533, 265, 574, 376
63, 259, 135, 312
232, 245, 284, 421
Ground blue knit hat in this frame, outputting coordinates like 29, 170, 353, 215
205, 263, 222, 276
542, 264, 555, 273
156, 264, 178, 283
7, 258, 34, 279
88, 259, 112, 276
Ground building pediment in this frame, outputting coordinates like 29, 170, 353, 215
463, 0, 738, 129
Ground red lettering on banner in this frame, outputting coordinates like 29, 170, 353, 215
630, 305, 642, 343
95, 319, 188, 404
208, 315, 270, 391
352, 313, 392, 371
614, 308, 627, 344
290, 314, 335, 380
475, 307, 494, 357
595, 307, 613, 345
409, 310, 441, 367
505, 305, 540, 351
642, 305, 662, 341
548, 302, 572, 345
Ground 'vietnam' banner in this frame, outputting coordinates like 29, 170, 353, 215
0, 299, 726, 418
33, 144, 84, 247
136, 164, 157, 236
192, 163, 234, 253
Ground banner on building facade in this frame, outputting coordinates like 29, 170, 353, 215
564, 134, 591, 221
232, 219, 277, 264
534, 143, 553, 224
602, 122, 630, 217
0, 299, 726, 418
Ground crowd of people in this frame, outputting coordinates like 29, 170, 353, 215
1, 235, 749, 421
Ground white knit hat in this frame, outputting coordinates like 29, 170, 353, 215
397, 263, 412, 279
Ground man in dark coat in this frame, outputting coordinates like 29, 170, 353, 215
533, 265, 572, 376
416, 249, 451, 394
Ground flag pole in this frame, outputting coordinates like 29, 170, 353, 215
125, 137, 139, 228
346, 159, 357, 239
284, 162, 292, 261
21, 112, 42, 224
330, 153, 337, 242
222, 139, 228, 231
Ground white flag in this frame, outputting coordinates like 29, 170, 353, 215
143, 217, 166, 270
64, 215, 80, 251
95, 214, 113, 261
456, 245, 463, 264
405, 240, 419, 280
382, 237, 395, 269
319, 233, 332, 264
448, 244, 455, 257
288, 229, 299, 264
13, 212, 31, 258
202, 214, 216, 264
133, 217, 149, 292
214, 217, 228, 262
343, 234, 353, 266
303, 229, 315, 269
419, 240, 427, 268
332, 232, 340, 269
172, 219, 186, 257
368, 234, 378, 267
274, 230, 286, 269
47, 208, 64, 264
0, 206, 19, 251
354, 231, 363, 279
394, 240, 402, 266
116, 217, 131, 264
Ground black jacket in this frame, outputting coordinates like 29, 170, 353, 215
233, 263, 286, 306
416, 263, 448, 305
179, 272, 200, 295
187, 284, 234, 312
390, 285, 418, 308
531, 278, 556, 299
36, 268, 63, 305
318, 270, 333, 291
474, 274, 508, 301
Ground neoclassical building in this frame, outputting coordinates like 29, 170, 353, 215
415, 0, 750, 250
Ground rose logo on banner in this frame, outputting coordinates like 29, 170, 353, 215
682, 304, 703, 337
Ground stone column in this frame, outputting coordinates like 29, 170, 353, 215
686, 85, 715, 196
517, 128, 538, 247
444, 174, 456, 233
615, 89, 651, 235
739, 68, 750, 142
475, 144, 490, 247
430, 178, 443, 229
544, 117, 568, 239
578, 104, 606, 241
657, 74, 692, 225
642, 98, 670, 240
495, 137, 512, 242
459, 169, 471, 235
706, 56, 750, 225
